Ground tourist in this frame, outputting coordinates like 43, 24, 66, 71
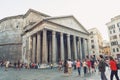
58, 60, 63, 71
109, 56, 119, 80
50, 63, 53, 69
76, 59, 81, 76
63, 60, 68, 74
5, 60, 10, 71
98, 55, 107, 80
86, 59, 91, 73
73, 60, 76, 70
67, 59, 73, 75
82, 59, 87, 76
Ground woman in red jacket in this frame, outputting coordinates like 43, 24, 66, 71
109, 56, 119, 80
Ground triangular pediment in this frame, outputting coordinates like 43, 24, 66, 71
44, 16, 89, 33
23, 9, 50, 29
24, 9, 50, 18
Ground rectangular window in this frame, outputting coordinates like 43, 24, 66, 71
117, 22, 120, 27
91, 40, 94, 43
91, 45, 95, 49
111, 41, 118, 46
113, 30, 115, 33
112, 35, 117, 39
90, 31, 93, 34
110, 31, 112, 34
116, 48, 119, 52
113, 48, 115, 52
111, 25, 115, 29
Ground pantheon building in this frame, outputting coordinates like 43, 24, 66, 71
0, 9, 89, 64
22, 9, 89, 64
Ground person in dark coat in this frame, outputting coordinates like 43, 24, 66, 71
98, 55, 107, 80
64, 60, 68, 73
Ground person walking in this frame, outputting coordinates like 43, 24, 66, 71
76, 59, 81, 76
98, 55, 107, 80
83, 59, 87, 76
86, 59, 91, 73
109, 56, 119, 80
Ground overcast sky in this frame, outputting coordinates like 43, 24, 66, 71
0, 0, 120, 41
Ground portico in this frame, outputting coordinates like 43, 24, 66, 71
22, 15, 89, 64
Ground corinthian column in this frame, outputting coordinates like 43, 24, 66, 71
32, 35, 36, 63
37, 32, 41, 63
42, 29, 48, 64
86, 39, 89, 57
73, 35, 77, 60
60, 33, 64, 61
79, 37, 82, 60
67, 34, 71, 59
52, 31, 56, 63
28, 36, 32, 63
83, 38, 86, 58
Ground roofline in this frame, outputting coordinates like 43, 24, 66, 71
0, 15, 23, 24
23, 9, 50, 18
44, 15, 73, 20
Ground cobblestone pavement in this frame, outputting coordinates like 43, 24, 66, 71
0, 67, 120, 80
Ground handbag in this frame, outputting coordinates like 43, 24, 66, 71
117, 63, 120, 69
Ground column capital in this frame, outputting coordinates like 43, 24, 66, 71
37, 31, 41, 35
52, 31, 56, 35
60, 32, 63, 36
73, 35, 76, 38
78, 37, 80, 39
66, 34, 70, 37
42, 29, 47, 34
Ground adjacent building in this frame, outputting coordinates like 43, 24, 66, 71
102, 40, 111, 56
106, 15, 120, 58
88, 28, 103, 57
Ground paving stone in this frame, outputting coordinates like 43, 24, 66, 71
0, 67, 120, 80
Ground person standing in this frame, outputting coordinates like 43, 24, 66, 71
109, 56, 119, 80
98, 55, 107, 80
63, 60, 68, 74
5, 60, 10, 71
67, 59, 73, 76
73, 60, 76, 70
76, 59, 81, 76
83, 59, 87, 76
58, 60, 63, 71
50, 63, 53, 69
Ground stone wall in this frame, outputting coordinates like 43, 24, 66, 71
0, 17, 23, 63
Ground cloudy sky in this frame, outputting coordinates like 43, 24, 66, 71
0, 0, 120, 41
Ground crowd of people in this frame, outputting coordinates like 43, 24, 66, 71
0, 55, 120, 80
58, 55, 120, 80
57, 55, 99, 76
